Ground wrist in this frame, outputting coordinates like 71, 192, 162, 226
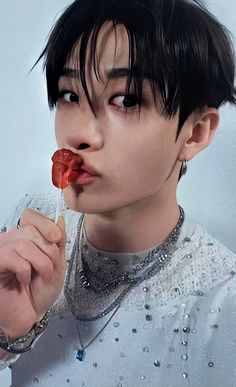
1, 312, 47, 340
0, 313, 49, 354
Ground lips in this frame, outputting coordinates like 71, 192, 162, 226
68, 163, 99, 184
78, 163, 98, 176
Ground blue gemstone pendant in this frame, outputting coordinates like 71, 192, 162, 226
76, 349, 86, 361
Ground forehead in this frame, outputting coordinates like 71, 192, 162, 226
67, 22, 130, 73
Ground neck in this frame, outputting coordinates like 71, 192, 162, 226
84, 192, 181, 253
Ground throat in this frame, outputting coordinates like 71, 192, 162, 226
84, 203, 182, 254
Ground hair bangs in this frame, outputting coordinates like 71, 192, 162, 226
37, 0, 236, 139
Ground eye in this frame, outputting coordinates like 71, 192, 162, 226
58, 90, 79, 103
110, 95, 140, 109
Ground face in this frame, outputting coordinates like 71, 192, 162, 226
55, 23, 189, 215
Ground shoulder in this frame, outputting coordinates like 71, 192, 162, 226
127, 215, 236, 307
174, 215, 236, 288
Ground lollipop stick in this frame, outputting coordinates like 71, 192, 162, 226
55, 189, 64, 224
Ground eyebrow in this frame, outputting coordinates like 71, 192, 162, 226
60, 67, 137, 80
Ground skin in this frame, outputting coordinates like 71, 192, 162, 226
0, 22, 219, 345
56, 23, 220, 252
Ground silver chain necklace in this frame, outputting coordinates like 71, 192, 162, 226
64, 206, 185, 361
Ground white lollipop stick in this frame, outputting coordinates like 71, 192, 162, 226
55, 189, 64, 224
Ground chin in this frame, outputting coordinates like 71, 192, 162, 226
62, 186, 105, 214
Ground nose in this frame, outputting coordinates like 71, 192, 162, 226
58, 109, 104, 152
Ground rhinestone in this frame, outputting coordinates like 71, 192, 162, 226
145, 314, 152, 321
183, 327, 190, 333
142, 346, 149, 352
208, 362, 214, 368
183, 237, 191, 243
175, 287, 180, 293
212, 324, 218, 329
181, 354, 188, 360
143, 285, 150, 292
33, 378, 39, 384
196, 290, 204, 296
207, 242, 213, 246
140, 375, 146, 380
132, 256, 140, 264
191, 328, 197, 334
187, 254, 192, 259
231, 271, 236, 276
154, 360, 161, 367
119, 376, 124, 381
185, 313, 191, 319
93, 363, 97, 368
174, 328, 179, 333
167, 363, 172, 369
66, 379, 70, 383
144, 304, 150, 310
137, 304, 143, 311
113, 322, 120, 328
132, 328, 137, 333
182, 341, 188, 346
182, 372, 188, 378
99, 338, 103, 343
115, 337, 119, 342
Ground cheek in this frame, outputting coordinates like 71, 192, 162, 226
54, 112, 64, 146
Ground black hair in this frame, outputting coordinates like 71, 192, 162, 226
37, 0, 236, 138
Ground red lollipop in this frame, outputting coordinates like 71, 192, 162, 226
51, 149, 81, 189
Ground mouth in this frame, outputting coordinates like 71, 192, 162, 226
68, 162, 99, 185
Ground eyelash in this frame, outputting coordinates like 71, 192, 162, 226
57, 89, 142, 112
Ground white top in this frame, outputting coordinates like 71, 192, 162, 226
2, 194, 236, 387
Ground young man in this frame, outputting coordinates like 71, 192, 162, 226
0, 1, 236, 386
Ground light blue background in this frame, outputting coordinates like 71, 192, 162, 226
0, 1, 236, 386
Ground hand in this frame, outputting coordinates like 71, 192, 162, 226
0, 209, 67, 339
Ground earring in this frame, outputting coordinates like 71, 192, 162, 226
179, 160, 188, 179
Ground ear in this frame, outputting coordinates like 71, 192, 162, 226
178, 107, 220, 161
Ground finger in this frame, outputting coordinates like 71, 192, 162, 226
0, 251, 31, 287
16, 240, 54, 283
0, 241, 54, 283
20, 208, 63, 244
56, 215, 67, 249
2, 226, 61, 268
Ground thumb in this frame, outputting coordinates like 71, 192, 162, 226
56, 215, 67, 250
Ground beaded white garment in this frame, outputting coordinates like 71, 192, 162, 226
2, 194, 236, 387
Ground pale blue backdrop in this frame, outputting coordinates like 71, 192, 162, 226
0, 1, 236, 386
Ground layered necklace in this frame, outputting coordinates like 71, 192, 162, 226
64, 206, 185, 361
